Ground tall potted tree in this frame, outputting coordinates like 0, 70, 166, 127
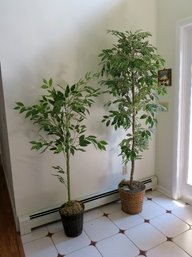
99, 30, 167, 214
15, 72, 107, 237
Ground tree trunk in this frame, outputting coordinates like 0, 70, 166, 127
130, 116, 135, 188
66, 151, 71, 203
130, 73, 136, 188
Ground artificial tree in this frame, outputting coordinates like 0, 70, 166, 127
99, 30, 167, 213
15, 72, 107, 235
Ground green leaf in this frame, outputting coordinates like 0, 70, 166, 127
70, 148, 74, 155
80, 139, 90, 147
49, 78, 53, 86
97, 142, 107, 150
53, 104, 61, 114
25, 111, 32, 118
71, 84, 76, 91
14, 106, 20, 110
52, 165, 65, 174
65, 85, 70, 97
41, 84, 48, 89
52, 174, 65, 184
19, 107, 26, 113
79, 135, 90, 147
99, 140, 108, 145
77, 148, 86, 152
54, 144, 63, 154
16, 102, 24, 106
30, 141, 43, 151
140, 114, 147, 119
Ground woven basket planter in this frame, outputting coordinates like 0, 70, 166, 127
118, 181, 145, 214
59, 201, 84, 237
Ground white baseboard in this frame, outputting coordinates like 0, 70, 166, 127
19, 175, 157, 235
157, 184, 172, 198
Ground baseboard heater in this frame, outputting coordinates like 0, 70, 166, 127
19, 175, 157, 235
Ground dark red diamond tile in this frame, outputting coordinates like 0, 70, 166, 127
119, 229, 125, 234
166, 210, 172, 214
147, 197, 152, 201
46, 232, 54, 238
166, 237, 173, 241
90, 240, 97, 246
58, 254, 64, 257
144, 219, 150, 223
103, 213, 109, 217
139, 249, 147, 256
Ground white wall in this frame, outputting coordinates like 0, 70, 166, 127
156, 0, 192, 196
0, 0, 157, 218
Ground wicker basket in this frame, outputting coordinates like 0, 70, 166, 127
118, 181, 145, 214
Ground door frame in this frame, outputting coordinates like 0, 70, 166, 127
173, 17, 192, 202
0, 65, 18, 229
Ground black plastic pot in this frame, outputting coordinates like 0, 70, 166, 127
59, 202, 84, 237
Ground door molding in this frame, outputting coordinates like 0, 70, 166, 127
173, 17, 192, 200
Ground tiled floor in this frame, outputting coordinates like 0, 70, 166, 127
21, 191, 192, 257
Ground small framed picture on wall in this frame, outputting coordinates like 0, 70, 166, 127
158, 68, 172, 86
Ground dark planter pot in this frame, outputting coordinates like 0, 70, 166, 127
118, 180, 145, 214
59, 202, 84, 237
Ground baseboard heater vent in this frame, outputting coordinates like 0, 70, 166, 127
19, 175, 157, 235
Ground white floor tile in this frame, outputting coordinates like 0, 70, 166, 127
147, 241, 190, 257
150, 213, 190, 237
99, 201, 121, 214
173, 229, 192, 256
125, 223, 166, 251
145, 190, 162, 198
47, 221, 63, 233
21, 226, 48, 244
109, 210, 143, 230
152, 195, 185, 210
172, 205, 192, 225
96, 233, 139, 257
65, 245, 102, 257
20, 194, 192, 257
83, 216, 119, 241
84, 208, 103, 223
23, 237, 58, 257
52, 231, 90, 255
140, 200, 165, 219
